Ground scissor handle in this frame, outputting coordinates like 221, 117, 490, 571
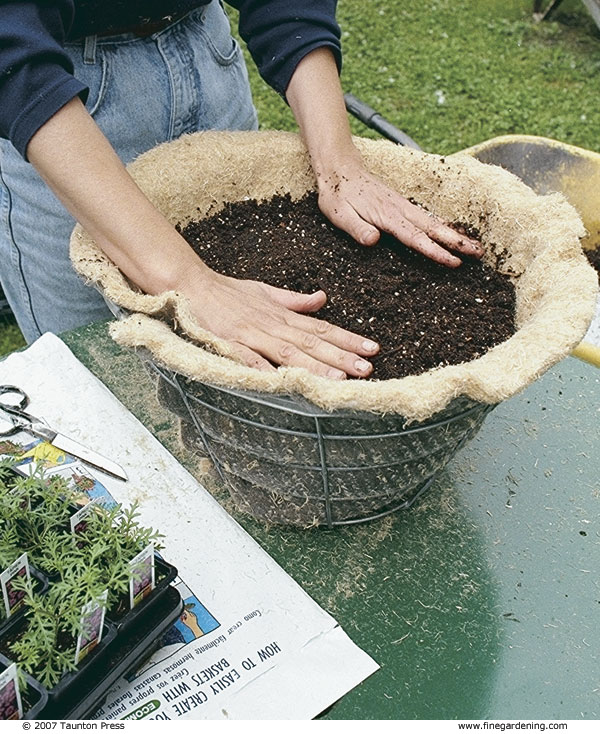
0, 385, 31, 438
0, 385, 29, 409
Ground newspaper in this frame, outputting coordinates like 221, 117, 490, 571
0, 334, 378, 720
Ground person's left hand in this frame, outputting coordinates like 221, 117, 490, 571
287, 48, 484, 267
316, 157, 484, 268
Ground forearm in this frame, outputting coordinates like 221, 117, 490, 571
286, 47, 360, 179
286, 47, 482, 264
26, 97, 208, 295
26, 96, 376, 378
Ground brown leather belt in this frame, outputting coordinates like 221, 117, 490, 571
95, 10, 191, 39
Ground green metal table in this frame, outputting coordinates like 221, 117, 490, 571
63, 322, 599, 720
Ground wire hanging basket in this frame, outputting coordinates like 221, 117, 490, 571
149, 356, 494, 528
70, 131, 597, 529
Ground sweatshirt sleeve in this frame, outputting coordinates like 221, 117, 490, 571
0, 1, 88, 158
228, 0, 342, 97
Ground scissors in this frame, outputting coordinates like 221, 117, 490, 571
0, 385, 128, 481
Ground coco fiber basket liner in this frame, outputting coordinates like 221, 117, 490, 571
70, 131, 597, 527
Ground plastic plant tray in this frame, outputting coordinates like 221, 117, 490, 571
44, 585, 183, 720
0, 651, 48, 720
1, 464, 183, 719
0, 580, 182, 720
107, 556, 178, 635
0, 613, 118, 701
46, 622, 119, 704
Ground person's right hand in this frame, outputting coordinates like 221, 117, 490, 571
26, 99, 377, 380
177, 268, 380, 380
27, 98, 379, 378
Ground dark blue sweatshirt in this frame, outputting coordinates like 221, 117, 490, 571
0, 1, 341, 158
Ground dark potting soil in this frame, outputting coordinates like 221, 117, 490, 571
585, 247, 600, 280
179, 192, 516, 380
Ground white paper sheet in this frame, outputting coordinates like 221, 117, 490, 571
0, 334, 378, 720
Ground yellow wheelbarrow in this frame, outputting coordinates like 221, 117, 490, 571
344, 94, 600, 368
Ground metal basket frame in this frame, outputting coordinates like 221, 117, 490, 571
147, 359, 495, 528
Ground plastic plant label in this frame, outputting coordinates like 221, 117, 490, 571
67, 465, 100, 500
0, 662, 23, 720
70, 496, 101, 535
129, 544, 155, 610
74, 589, 108, 665
0, 552, 31, 619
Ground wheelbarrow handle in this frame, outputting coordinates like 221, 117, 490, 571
344, 93, 422, 150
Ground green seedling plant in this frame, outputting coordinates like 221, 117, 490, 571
5, 570, 107, 688
76, 501, 164, 614
0, 460, 165, 687
0, 460, 20, 489
0, 466, 79, 576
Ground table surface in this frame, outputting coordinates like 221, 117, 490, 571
62, 322, 599, 721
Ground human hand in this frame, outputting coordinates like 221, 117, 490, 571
317, 158, 484, 267
285, 49, 483, 267
178, 268, 379, 379
25, 98, 377, 379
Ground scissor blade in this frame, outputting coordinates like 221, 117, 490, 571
49, 432, 128, 481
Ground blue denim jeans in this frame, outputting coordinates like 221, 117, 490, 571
0, 1, 257, 343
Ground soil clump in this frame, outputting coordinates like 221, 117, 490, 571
585, 247, 600, 280
179, 192, 516, 380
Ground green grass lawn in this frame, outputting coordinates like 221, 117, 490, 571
0, 318, 24, 356
242, 0, 600, 151
1, 0, 598, 357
